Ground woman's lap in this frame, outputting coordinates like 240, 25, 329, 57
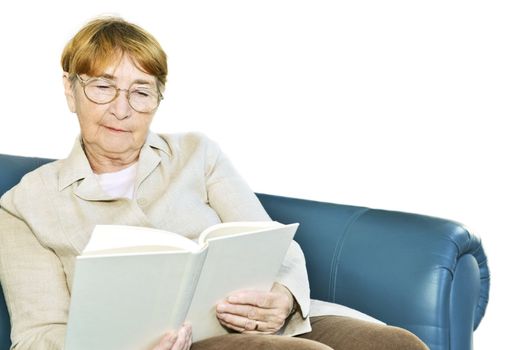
192, 316, 429, 350
298, 316, 428, 350
192, 333, 331, 350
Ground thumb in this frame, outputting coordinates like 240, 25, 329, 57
153, 331, 177, 350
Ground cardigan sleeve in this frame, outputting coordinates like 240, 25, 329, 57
0, 207, 68, 350
204, 138, 311, 325
204, 138, 270, 223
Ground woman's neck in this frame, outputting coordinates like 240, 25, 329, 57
82, 141, 140, 174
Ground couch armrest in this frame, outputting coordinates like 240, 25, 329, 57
256, 193, 489, 350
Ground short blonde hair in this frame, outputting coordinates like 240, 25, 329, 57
61, 17, 168, 89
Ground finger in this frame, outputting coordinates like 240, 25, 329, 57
217, 302, 261, 319
227, 290, 272, 308
216, 315, 245, 333
185, 324, 193, 349
216, 311, 260, 331
183, 329, 193, 350
153, 331, 177, 350
171, 325, 191, 350
182, 336, 191, 350
184, 322, 192, 341
217, 311, 285, 335
216, 311, 251, 330
218, 316, 274, 335
171, 333, 185, 350
224, 290, 291, 319
217, 303, 283, 327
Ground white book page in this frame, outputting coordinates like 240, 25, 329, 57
198, 221, 282, 245
188, 223, 298, 341
65, 251, 201, 350
83, 225, 199, 255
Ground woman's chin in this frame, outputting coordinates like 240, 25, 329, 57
99, 139, 138, 157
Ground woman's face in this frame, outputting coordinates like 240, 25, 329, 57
64, 54, 159, 160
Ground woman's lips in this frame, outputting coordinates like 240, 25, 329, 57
104, 126, 128, 133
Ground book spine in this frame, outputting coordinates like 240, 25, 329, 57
169, 247, 209, 326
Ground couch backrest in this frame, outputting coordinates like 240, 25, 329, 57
256, 193, 367, 302
0, 154, 55, 197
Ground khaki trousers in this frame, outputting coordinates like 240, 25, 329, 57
192, 316, 429, 350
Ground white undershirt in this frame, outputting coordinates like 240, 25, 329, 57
95, 163, 138, 199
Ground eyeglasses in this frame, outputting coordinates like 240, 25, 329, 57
76, 74, 163, 113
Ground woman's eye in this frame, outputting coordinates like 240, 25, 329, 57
133, 89, 154, 98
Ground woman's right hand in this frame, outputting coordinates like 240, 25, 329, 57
152, 323, 192, 350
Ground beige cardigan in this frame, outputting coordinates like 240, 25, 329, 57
0, 133, 312, 350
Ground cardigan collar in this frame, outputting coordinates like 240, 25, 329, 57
57, 132, 171, 200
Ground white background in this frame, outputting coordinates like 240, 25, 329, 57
0, 1, 525, 348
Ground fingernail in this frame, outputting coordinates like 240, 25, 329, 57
228, 296, 237, 303
217, 304, 226, 311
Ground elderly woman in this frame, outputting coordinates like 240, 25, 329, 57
0, 17, 428, 350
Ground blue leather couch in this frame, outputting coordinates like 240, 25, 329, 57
0, 153, 489, 350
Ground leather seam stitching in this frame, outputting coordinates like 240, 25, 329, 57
329, 207, 370, 301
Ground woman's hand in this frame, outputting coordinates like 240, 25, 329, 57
152, 323, 192, 350
216, 283, 295, 334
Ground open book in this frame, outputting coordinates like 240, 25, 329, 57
65, 221, 298, 350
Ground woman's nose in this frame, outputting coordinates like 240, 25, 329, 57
111, 89, 132, 120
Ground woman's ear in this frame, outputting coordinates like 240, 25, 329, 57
63, 73, 77, 113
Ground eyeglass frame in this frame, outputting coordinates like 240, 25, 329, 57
75, 74, 164, 113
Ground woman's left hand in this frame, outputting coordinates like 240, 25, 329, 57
215, 282, 295, 334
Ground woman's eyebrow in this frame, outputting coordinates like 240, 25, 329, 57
100, 73, 116, 80
99, 74, 155, 85
132, 79, 155, 86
